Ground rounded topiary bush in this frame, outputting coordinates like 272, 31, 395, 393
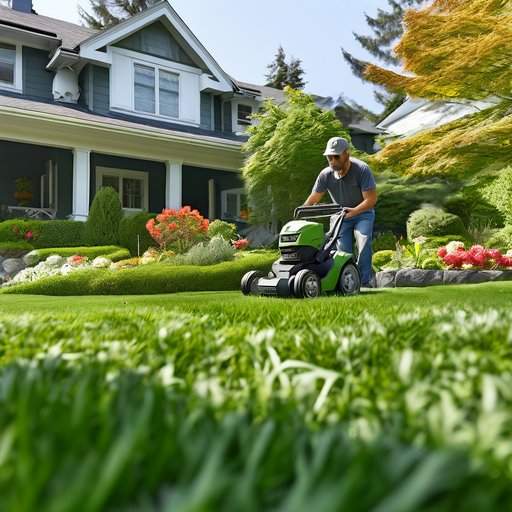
84, 187, 123, 246
482, 167, 512, 225
119, 212, 157, 256
407, 207, 467, 242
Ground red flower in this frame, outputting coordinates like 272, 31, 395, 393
233, 238, 250, 251
437, 246, 448, 258
24, 230, 33, 241
443, 253, 464, 268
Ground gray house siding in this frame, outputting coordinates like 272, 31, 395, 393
213, 96, 222, 131
114, 21, 196, 68
22, 47, 53, 100
182, 165, 243, 220
222, 101, 232, 133
90, 153, 166, 213
200, 92, 213, 130
92, 66, 110, 115
78, 65, 90, 109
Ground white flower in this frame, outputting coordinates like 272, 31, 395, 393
60, 264, 76, 276
446, 241, 465, 255
92, 257, 112, 268
412, 236, 427, 245
506, 250, 512, 258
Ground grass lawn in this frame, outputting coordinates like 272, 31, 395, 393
1, 282, 512, 510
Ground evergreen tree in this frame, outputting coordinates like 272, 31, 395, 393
265, 46, 306, 90
341, 0, 424, 118
79, 0, 158, 29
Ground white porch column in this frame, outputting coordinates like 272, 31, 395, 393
166, 160, 183, 209
72, 148, 91, 221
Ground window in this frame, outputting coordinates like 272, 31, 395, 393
221, 188, 248, 222
237, 104, 252, 125
134, 63, 179, 118
0, 43, 15, 86
96, 167, 148, 212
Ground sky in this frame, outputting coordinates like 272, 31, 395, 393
31, 0, 392, 114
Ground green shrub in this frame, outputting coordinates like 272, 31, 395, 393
372, 231, 397, 252
33, 246, 130, 263
482, 167, 512, 225
487, 225, 512, 251
374, 178, 454, 235
175, 236, 235, 266
407, 207, 467, 241
84, 187, 123, 246
2, 252, 277, 295
0, 219, 85, 248
372, 250, 394, 271
208, 219, 238, 241
444, 191, 504, 229
119, 212, 156, 256
0, 241, 34, 253
422, 235, 469, 250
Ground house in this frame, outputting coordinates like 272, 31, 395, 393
377, 97, 498, 139
0, 0, 381, 224
0, 0, 263, 222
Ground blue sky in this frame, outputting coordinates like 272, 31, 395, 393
32, 0, 393, 114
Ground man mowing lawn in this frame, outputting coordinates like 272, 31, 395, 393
304, 137, 378, 287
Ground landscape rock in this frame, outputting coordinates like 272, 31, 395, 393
395, 269, 444, 287
375, 270, 397, 288
2, 258, 25, 275
23, 250, 40, 267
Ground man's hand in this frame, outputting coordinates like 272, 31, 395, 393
344, 207, 357, 219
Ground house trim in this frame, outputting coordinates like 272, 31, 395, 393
79, 1, 233, 94
0, 39, 22, 93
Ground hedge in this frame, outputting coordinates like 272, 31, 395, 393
0, 220, 85, 248
407, 207, 467, 241
2, 252, 277, 295
119, 212, 156, 256
32, 246, 131, 263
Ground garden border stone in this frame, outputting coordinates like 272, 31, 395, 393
376, 268, 512, 288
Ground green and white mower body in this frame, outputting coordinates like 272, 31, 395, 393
241, 204, 361, 298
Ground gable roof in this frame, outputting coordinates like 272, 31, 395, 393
0, 5, 96, 50
79, 1, 234, 92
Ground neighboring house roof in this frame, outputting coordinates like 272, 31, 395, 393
378, 97, 498, 138
0, 5, 96, 49
234, 80, 287, 104
0, 92, 245, 145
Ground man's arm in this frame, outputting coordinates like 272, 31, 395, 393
344, 189, 378, 218
304, 191, 325, 206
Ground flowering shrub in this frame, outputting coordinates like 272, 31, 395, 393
12, 225, 38, 243
67, 255, 88, 267
438, 243, 512, 269
175, 236, 235, 266
146, 206, 209, 253
232, 238, 250, 251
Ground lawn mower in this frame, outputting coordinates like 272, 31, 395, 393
241, 204, 361, 298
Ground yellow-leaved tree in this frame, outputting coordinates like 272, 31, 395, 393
364, 0, 512, 177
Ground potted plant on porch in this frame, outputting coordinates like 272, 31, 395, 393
14, 177, 33, 207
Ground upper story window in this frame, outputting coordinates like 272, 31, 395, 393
134, 62, 179, 118
0, 42, 16, 86
237, 104, 252, 126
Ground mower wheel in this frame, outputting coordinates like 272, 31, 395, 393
293, 270, 321, 298
241, 271, 265, 295
338, 263, 361, 296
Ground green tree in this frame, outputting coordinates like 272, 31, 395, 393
243, 88, 350, 226
341, 0, 424, 120
265, 46, 306, 90
366, 0, 512, 179
84, 187, 123, 245
79, 0, 158, 29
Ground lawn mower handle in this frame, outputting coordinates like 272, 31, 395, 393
294, 203, 346, 220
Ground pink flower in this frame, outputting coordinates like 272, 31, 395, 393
437, 246, 448, 258
443, 253, 464, 268
24, 230, 33, 241
233, 238, 250, 251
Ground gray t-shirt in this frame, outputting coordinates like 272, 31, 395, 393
312, 157, 376, 209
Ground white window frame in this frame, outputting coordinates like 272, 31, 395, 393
0, 40, 22, 93
221, 187, 247, 223
96, 167, 149, 213
237, 104, 252, 126
133, 60, 180, 120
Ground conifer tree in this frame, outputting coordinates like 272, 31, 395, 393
79, 0, 158, 29
265, 46, 306, 90
366, 0, 512, 178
